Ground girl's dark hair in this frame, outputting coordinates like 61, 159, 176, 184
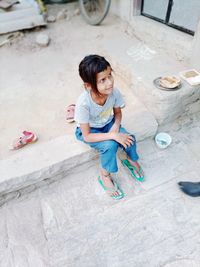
79, 55, 111, 95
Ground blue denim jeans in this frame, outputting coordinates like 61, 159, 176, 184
75, 119, 139, 173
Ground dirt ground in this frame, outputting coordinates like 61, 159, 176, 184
0, 2, 130, 160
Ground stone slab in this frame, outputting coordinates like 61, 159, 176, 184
2, 159, 199, 267
0, 135, 96, 197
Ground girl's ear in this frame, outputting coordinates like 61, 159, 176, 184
84, 83, 92, 91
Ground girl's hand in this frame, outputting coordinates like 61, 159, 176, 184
113, 132, 134, 149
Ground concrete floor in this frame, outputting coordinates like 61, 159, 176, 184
1, 112, 200, 267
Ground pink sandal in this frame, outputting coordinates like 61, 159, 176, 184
11, 131, 38, 150
66, 104, 75, 123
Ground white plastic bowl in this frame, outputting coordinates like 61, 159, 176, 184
155, 132, 172, 149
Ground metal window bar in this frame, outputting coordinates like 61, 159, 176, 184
141, 0, 194, 35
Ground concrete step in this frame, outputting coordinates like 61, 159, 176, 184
0, 135, 96, 204
0, 83, 158, 200
0, 78, 158, 199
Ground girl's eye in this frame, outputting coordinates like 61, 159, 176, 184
99, 73, 112, 83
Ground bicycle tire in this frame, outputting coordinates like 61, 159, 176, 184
79, 0, 111, 25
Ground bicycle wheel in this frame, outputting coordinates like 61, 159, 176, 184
79, 0, 111, 25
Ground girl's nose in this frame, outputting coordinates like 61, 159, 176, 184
107, 78, 113, 86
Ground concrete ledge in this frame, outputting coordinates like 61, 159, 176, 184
0, 135, 97, 197
0, 100, 158, 198
133, 78, 200, 124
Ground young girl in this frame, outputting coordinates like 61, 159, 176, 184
75, 55, 144, 200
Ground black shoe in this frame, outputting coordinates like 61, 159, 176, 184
178, 181, 200, 197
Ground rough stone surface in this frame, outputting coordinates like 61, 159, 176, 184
0, 135, 97, 197
1, 113, 200, 266
73, 8, 80, 16
36, 33, 50, 47
56, 10, 67, 21
47, 15, 56, 23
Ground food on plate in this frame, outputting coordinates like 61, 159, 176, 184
159, 76, 181, 88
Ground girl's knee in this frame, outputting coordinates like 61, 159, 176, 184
120, 127, 136, 142
101, 140, 118, 153
126, 136, 137, 152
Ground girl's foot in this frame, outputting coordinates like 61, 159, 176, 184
122, 158, 144, 181
98, 174, 124, 200
101, 172, 120, 197
128, 159, 144, 177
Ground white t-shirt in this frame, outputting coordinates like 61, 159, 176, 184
75, 88, 125, 128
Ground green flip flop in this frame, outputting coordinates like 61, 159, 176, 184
121, 159, 144, 182
98, 176, 124, 200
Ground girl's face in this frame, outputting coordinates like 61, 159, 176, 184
96, 66, 114, 96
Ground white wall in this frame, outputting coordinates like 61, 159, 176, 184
110, 0, 133, 21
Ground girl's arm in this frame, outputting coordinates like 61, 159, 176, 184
80, 120, 134, 148
109, 107, 122, 133
80, 123, 115, 143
